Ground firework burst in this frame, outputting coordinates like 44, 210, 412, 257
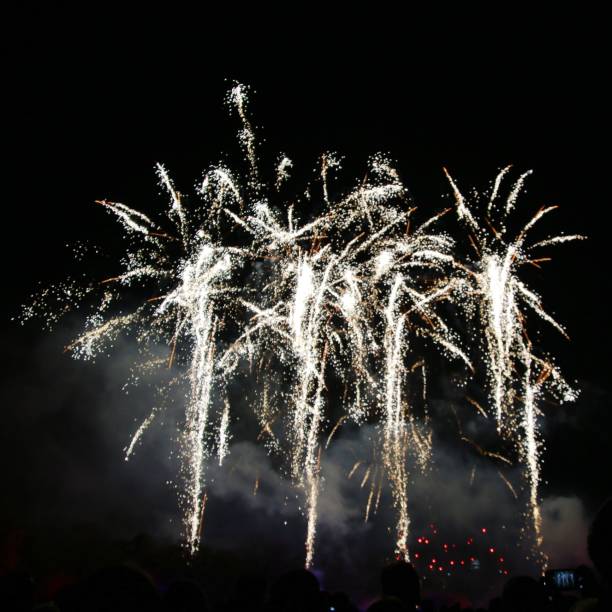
20, 85, 582, 568
444, 166, 583, 562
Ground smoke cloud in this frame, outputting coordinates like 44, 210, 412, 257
0, 323, 599, 605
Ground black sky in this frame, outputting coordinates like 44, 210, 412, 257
1, 3, 610, 597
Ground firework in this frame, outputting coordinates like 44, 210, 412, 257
445, 166, 582, 562
21, 84, 582, 569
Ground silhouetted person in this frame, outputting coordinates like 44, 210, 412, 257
366, 599, 405, 612
328, 590, 358, 612
73, 565, 160, 612
163, 580, 209, 612
368, 561, 420, 611
501, 576, 546, 612
54, 581, 82, 612
586, 497, 612, 611
268, 568, 320, 612
419, 600, 435, 612
224, 571, 266, 611
487, 597, 506, 611
0, 570, 34, 612
575, 565, 599, 599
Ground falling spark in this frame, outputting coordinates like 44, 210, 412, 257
469, 465, 477, 486
374, 476, 383, 516
125, 409, 157, 459
488, 165, 512, 212
466, 396, 488, 419
365, 472, 376, 523
506, 169, 533, 214
360, 466, 372, 488
461, 437, 513, 466
348, 461, 362, 479
218, 399, 231, 466
498, 470, 518, 499
326, 416, 346, 449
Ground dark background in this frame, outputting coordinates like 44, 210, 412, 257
1, 3, 610, 605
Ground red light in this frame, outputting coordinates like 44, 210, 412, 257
504, 570, 509, 575
414, 553, 420, 559
460, 560, 465, 566
424, 539, 430, 545
428, 564, 433, 571
481, 528, 487, 534
499, 557, 504, 563
470, 556, 476, 562
438, 566, 443, 572
489, 547, 495, 554
431, 558, 437, 564
417, 538, 423, 544
467, 538, 473, 545
450, 561, 455, 566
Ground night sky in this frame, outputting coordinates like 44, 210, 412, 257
1, 5, 610, 605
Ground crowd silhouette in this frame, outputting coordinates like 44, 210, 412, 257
1, 498, 610, 612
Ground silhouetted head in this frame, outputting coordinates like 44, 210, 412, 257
163, 580, 208, 612
367, 598, 405, 612
502, 575, 545, 612
223, 571, 267, 611
53, 582, 82, 612
0, 570, 34, 612
269, 569, 320, 611
79, 564, 160, 612
486, 596, 506, 612
328, 590, 358, 612
588, 497, 612, 587
380, 561, 420, 609
575, 564, 599, 598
